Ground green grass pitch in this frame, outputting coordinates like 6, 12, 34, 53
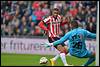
1, 53, 95, 66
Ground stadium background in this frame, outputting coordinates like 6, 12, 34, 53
1, 1, 97, 66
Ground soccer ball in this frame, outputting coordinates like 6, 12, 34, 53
39, 57, 48, 64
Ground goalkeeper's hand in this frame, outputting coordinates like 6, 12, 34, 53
44, 43, 53, 48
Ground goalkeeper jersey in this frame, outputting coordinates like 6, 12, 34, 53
53, 28, 96, 57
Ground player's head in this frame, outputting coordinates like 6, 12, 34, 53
70, 20, 79, 29
52, 8, 60, 18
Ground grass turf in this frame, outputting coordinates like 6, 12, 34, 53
1, 53, 95, 66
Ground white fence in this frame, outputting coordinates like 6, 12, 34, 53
1, 37, 96, 55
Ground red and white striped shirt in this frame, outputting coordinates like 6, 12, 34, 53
43, 15, 63, 37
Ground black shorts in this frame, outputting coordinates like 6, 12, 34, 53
48, 37, 66, 48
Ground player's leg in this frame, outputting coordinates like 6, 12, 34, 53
50, 45, 68, 66
64, 45, 69, 54
50, 45, 69, 66
56, 45, 69, 66
83, 51, 95, 66
51, 43, 69, 61
51, 49, 60, 61
50, 51, 60, 66
49, 48, 60, 66
48, 37, 69, 66
48, 37, 60, 66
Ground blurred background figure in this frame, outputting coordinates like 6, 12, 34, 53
1, 1, 97, 37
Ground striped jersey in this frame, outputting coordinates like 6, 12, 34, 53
43, 15, 62, 37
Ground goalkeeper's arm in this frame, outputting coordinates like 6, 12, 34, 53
46, 31, 71, 47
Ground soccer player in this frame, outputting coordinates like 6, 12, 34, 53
46, 20, 96, 66
38, 8, 70, 66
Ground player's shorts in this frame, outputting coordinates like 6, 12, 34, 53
48, 37, 66, 48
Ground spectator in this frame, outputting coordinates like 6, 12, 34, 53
61, 16, 70, 35
20, 11, 30, 35
11, 16, 20, 36
34, 26, 42, 36
42, 2, 50, 18
32, 1, 40, 10
30, 13, 37, 25
1, 1, 97, 37
86, 16, 96, 33
34, 7, 45, 25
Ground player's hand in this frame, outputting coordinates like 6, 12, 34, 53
44, 43, 53, 48
44, 29, 49, 36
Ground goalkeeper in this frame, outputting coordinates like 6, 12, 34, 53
45, 20, 96, 66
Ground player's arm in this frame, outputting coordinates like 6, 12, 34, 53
38, 21, 48, 32
52, 31, 71, 46
45, 32, 71, 47
38, 17, 50, 33
85, 30, 96, 39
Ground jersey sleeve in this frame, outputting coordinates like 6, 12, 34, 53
53, 31, 71, 46
43, 16, 50, 24
84, 30, 96, 39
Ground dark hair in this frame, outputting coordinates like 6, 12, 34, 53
53, 8, 59, 11
71, 20, 78, 28
52, 8, 60, 15
53, 8, 60, 12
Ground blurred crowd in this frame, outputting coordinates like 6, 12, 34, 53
1, 1, 97, 37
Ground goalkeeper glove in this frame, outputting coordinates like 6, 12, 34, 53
44, 43, 53, 48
